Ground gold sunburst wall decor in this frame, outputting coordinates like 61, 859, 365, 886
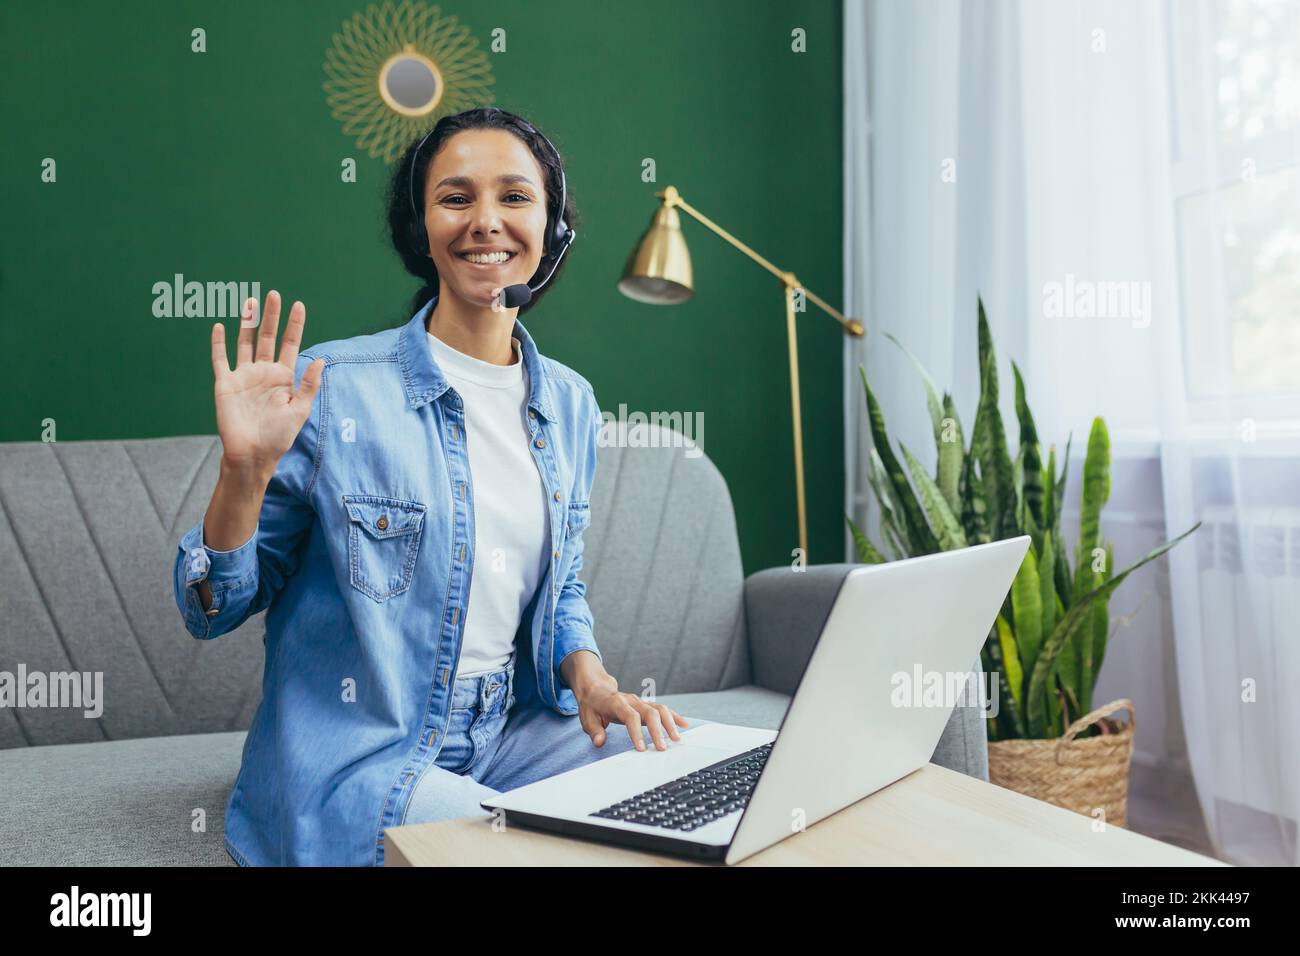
323, 0, 495, 164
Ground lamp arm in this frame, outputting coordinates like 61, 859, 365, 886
660, 187, 865, 337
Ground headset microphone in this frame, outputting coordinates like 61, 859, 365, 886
407, 110, 577, 310
497, 227, 574, 308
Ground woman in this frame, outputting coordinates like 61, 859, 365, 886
174, 106, 707, 866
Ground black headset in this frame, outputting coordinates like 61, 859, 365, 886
406, 108, 575, 308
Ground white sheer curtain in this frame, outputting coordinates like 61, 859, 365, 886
845, 0, 1300, 865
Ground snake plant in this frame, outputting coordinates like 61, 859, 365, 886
848, 296, 1199, 741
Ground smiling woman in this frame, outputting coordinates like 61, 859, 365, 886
173, 106, 702, 867
386, 107, 582, 320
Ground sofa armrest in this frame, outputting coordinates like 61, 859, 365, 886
743, 563, 857, 696
742, 562, 989, 781
932, 695, 990, 781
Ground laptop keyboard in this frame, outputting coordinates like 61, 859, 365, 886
588, 741, 774, 831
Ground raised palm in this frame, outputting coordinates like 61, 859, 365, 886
211, 290, 325, 477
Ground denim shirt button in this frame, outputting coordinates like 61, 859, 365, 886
535, 438, 545, 448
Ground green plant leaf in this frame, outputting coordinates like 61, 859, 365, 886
938, 393, 964, 516
1045, 674, 1062, 737
1008, 547, 1042, 703
983, 622, 1026, 738
1048, 593, 1067, 736
1077, 560, 1104, 713
1074, 417, 1111, 604
1054, 433, 1073, 554
883, 522, 908, 562
900, 444, 968, 551
866, 448, 907, 560
845, 514, 886, 564
1013, 444, 1025, 533
970, 309, 1016, 539
1060, 680, 1082, 728
1087, 541, 1116, 701
977, 295, 993, 390
1053, 524, 1073, 612
1023, 501, 1043, 561
959, 453, 991, 545
1013, 361, 1045, 528
1024, 523, 1201, 735
1055, 609, 1081, 731
996, 615, 1023, 712
1082, 595, 1107, 715
1066, 418, 1107, 702
1033, 530, 1057, 668
859, 365, 940, 554
1042, 444, 1057, 538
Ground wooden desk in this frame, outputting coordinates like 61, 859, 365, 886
384, 762, 1225, 866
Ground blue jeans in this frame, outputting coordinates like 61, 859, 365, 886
401, 653, 715, 826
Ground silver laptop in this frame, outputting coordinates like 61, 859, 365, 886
481, 536, 1030, 864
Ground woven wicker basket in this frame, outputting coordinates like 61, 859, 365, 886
987, 698, 1136, 828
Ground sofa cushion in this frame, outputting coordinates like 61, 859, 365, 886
0, 731, 243, 866
656, 685, 793, 729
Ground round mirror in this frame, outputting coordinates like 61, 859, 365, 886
378, 47, 443, 116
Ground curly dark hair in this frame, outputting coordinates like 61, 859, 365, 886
386, 106, 580, 319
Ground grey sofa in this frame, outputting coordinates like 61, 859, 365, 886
0, 427, 987, 865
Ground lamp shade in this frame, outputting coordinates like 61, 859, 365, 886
617, 202, 694, 304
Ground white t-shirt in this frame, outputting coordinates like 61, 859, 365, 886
427, 330, 550, 680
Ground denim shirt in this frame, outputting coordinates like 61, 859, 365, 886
172, 296, 604, 866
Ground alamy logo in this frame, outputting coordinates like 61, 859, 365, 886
0, 665, 103, 718
1041, 274, 1152, 328
151, 273, 261, 319
890, 665, 999, 717
598, 403, 704, 458
50, 886, 151, 935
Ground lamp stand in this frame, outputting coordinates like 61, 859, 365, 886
652, 187, 864, 561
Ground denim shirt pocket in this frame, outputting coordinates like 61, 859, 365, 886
558, 500, 590, 578
564, 500, 590, 547
565, 500, 590, 533
341, 494, 426, 602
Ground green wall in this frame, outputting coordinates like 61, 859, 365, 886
1, 0, 844, 575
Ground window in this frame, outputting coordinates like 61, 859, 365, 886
1170, 0, 1300, 404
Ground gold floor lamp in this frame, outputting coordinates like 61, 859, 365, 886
617, 185, 865, 561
